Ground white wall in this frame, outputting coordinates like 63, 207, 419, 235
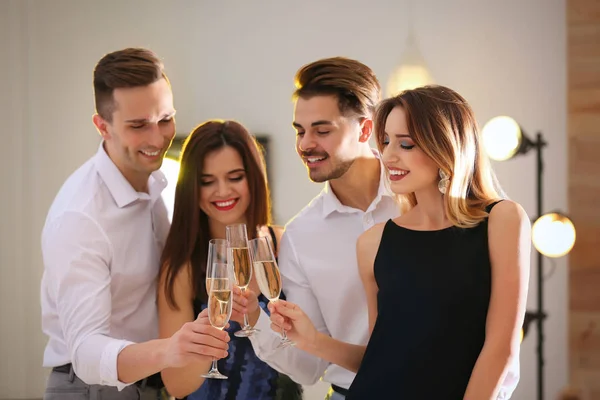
0, 0, 567, 398
1, 1, 30, 395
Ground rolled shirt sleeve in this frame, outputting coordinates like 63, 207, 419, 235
249, 231, 331, 385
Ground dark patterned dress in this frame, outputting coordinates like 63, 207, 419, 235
186, 227, 303, 400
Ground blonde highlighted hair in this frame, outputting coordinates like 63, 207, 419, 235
374, 85, 505, 228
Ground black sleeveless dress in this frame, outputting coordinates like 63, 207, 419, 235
347, 201, 502, 399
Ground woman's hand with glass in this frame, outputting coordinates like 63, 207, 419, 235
226, 223, 259, 337
231, 286, 260, 326
202, 239, 235, 380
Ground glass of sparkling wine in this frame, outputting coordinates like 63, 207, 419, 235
249, 235, 294, 349
206, 239, 229, 296
226, 223, 259, 338
201, 260, 233, 380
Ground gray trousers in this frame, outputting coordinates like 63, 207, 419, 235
43, 366, 159, 400
328, 392, 346, 400
325, 387, 346, 400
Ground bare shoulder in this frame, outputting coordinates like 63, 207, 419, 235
256, 224, 287, 258
488, 200, 530, 228
258, 224, 284, 236
158, 261, 195, 336
160, 259, 190, 281
270, 224, 285, 242
357, 222, 387, 259
358, 221, 386, 245
258, 224, 285, 252
158, 260, 193, 300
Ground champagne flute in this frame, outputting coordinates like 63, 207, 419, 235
249, 235, 294, 349
226, 223, 259, 338
206, 239, 228, 296
201, 261, 233, 380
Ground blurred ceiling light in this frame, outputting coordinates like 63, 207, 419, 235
386, 32, 434, 97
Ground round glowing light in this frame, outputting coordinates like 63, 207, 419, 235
532, 212, 576, 258
386, 64, 435, 97
482, 116, 523, 161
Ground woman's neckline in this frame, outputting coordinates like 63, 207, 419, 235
388, 218, 456, 233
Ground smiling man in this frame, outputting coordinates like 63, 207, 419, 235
247, 57, 400, 399
40, 48, 230, 400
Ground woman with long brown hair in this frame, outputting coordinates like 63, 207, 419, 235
266, 85, 530, 399
157, 120, 302, 400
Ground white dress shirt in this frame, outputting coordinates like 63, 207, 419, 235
249, 158, 400, 389
40, 143, 170, 390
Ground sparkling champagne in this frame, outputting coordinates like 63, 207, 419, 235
253, 261, 282, 301
206, 277, 228, 295
211, 289, 232, 303
229, 247, 252, 288
208, 288, 232, 329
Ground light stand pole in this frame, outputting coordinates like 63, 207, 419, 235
483, 116, 577, 400
535, 132, 547, 400
521, 132, 548, 400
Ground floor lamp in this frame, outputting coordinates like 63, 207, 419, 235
481, 116, 576, 400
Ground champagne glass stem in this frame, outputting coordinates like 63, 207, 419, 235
233, 286, 259, 337
241, 287, 251, 329
271, 298, 294, 349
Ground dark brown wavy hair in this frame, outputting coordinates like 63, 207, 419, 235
160, 120, 271, 309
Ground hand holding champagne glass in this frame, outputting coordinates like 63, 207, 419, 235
202, 240, 234, 380
207, 265, 233, 331
226, 223, 259, 337
249, 235, 294, 349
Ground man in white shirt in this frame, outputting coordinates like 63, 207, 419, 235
40, 48, 230, 400
244, 57, 400, 399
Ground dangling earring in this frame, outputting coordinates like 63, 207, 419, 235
438, 169, 450, 194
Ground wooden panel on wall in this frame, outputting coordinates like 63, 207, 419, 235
568, 0, 600, 397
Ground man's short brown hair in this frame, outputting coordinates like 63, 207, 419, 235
93, 47, 167, 122
293, 56, 381, 119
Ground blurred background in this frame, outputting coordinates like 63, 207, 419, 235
1, 0, 598, 399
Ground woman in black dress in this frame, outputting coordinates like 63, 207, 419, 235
267, 85, 530, 399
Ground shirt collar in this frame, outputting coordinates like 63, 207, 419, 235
321, 149, 393, 218
94, 142, 168, 208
